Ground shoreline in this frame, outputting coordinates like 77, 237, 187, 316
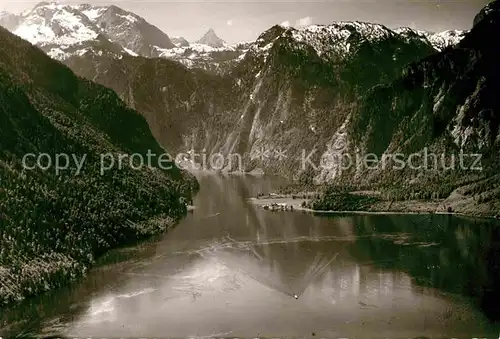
0, 209, 190, 308
248, 196, 500, 220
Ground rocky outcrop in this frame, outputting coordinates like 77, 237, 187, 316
65, 21, 437, 178
172, 36, 190, 47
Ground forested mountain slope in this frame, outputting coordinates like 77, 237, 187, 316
0, 26, 196, 305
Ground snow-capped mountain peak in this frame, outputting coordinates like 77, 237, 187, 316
0, 3, 468, 75
394, 27, 467, 51
245, 20, 466, 71
87, 4, 174, 54
13, 2, 99, 46
428, 30, 467, 50
1, 2, 175, 59
196, 28, 226, 48
73, 4, 107, 21
251, 21, 396, 63
171, 36, 190, 47
0, 2, 243, 72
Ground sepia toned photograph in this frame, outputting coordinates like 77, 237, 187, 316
0, 0, 499, 337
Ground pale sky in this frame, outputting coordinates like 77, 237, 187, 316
0, 0, 490, 44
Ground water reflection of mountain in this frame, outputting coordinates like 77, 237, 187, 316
189, 175, 500, 321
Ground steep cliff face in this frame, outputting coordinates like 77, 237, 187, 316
88, 4, 175, 55
64, 54, 237, 153
353, 0, 499, 158
26, 1, 498, 207
226, 23, 437, 175
153, 42, 251, 75
171, 36, 190, 47
65, 21, 437, 177
345, 0, 500, 212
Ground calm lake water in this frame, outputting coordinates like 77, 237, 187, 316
1, 175, 500, 338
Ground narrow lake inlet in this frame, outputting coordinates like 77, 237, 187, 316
1, 175, 499, 338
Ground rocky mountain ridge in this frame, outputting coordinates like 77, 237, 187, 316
338, 0, 500, 214
3, 1, 496, 213
1, 2, 467, 74
2, 2, 175, 58
64, 17, 441, 176
0, 4, 245, 73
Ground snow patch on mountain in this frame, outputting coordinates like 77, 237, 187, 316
291, 22, 392, 58
47, 47, 67, 59
394, 27, 467, 51
116, 13, 138, 23
13, 3, 99, 46
79, 6, 106, 21
250, 22, 395, 64
171, 36, 189, 47
153, 41, 250, 72
2, 2, 175, 59
0, 2, 467, 75
427, 30, 467, 50
123, 47, 138, 56
247, 22, 465, 67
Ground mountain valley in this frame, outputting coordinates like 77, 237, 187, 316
2, 1, 497, 215
0, 1, 500, 336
